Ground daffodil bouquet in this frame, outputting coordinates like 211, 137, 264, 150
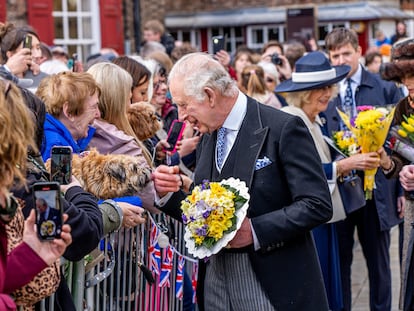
180, 178, 250, 259
337, 105, 395, 200
332, 130, 359, 157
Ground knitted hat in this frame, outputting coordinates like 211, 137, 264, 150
380, 38, 414, 83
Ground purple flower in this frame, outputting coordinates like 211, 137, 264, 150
182, 214, 188, 224
201, 180, 210, 190
196, 225, 208, 237
202, 210, 211, 218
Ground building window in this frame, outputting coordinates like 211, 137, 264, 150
52, 0, 100, 62
317, 22, 349, 48
246, 25, 285, 51
170, 30, 201, 50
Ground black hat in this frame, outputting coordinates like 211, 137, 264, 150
381, 37, 414, 83
275, 51, 350, 93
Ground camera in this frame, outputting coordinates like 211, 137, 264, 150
271, 53, 282, 65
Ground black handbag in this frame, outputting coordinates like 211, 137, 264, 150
338, 174, 366, 215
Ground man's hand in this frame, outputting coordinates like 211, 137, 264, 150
152, 165, 181, 197
228, 218, 253, 248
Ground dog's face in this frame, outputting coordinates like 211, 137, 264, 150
127, 102, 162, 140
72, 149, 152, 199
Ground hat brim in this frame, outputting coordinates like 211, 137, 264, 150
275, 65, 350, 93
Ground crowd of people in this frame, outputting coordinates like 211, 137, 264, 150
2, 17, 414, 311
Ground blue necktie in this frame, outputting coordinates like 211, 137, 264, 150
343, 78, 355, 118
216, 127, 227, 170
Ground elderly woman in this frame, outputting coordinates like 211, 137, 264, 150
86, 62, 157, 212
37, 71, 101, 160
276, 51, 381, 311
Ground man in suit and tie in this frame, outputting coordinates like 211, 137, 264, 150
35, 197, 61, 237
323, 27, 403, 311
153, 52, 333, 310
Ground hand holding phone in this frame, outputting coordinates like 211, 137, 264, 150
33, 182, 63, 240
164, 120, 186, 153
51, 146, 72, 185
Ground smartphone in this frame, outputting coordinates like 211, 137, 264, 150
212, 35, 225, 54
50, 146, 72, 185
33, 182, 63, 240
23, 35, 32, 50
70, 53, 78, 72
164, 120, 186, 153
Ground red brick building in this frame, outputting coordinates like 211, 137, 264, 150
1, 0, 413, 61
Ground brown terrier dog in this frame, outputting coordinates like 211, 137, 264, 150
46, 149, 152, 199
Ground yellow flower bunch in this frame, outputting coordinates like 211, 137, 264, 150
332, 130, 358, 156
181, 179, 247, 249
337, 106, 395, 199
396, 114, 414, 142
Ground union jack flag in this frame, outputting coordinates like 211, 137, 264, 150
148, 223, 161, 275
159, 245, 174, 287
175, 255, 185, 299
191, 263, 198, 303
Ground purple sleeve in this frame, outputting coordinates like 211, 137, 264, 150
4, 242, 47, 293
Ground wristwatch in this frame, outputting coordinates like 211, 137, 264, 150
103, 199, 124, 231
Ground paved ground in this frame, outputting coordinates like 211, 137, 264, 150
352, 226, 401, 310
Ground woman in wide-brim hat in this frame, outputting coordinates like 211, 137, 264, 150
380, 37, 414, 311
277, 51, 382, 311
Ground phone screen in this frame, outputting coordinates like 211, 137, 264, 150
33, 182, 63, 240
165, 121, 186, 152
51, 146, 72, 185
212, 35, 225, 54
23, 35, 32, 49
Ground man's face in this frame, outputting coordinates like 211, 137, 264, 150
328, 43, 361, 77
169, 77, 219, 134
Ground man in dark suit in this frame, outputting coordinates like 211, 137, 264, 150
323, 28, 403, 311
153, 52, 333, 311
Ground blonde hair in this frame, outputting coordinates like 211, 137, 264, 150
36, 71, 100, 118
0, 80, 35, 188
87, 62, 153, 165
286, 85, 338, 108
239, 64, 267, 97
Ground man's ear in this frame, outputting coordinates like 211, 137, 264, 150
204, 87, 216, 108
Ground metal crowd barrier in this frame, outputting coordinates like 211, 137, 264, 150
25, 214, 197, 311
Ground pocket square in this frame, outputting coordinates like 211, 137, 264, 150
255, 156, 272, 170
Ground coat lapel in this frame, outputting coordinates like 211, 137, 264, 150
233, 100, 268, 188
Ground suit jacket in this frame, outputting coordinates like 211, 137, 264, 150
323, 67, 403, 231
162, 98, 333, 310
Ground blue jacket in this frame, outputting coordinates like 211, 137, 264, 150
42, 113, 95, 161
323, 66, 403, 231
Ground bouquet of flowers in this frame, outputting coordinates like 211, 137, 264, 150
387, 114, 414, 162
337, 105, 395, 200
180, 177, 250, 259
332, 130, 359, 157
